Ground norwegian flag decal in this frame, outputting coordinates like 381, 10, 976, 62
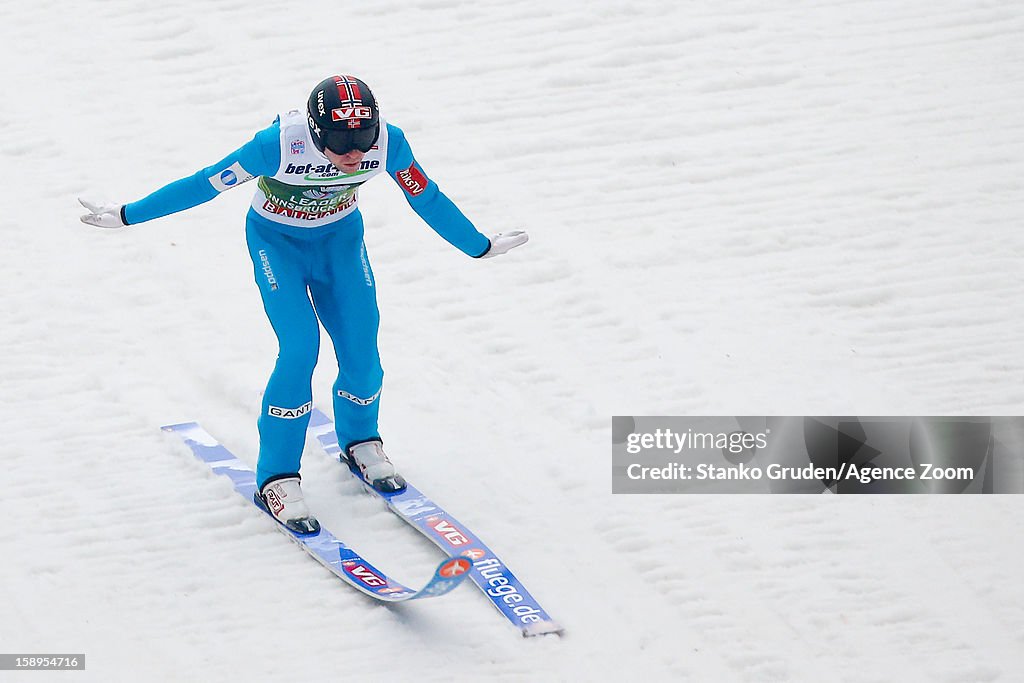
334, 75, 363, 107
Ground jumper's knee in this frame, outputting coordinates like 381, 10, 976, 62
276, 345, 319, 379
335, 364, 383, 406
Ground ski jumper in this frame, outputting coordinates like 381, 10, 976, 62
123, 109, 490, 487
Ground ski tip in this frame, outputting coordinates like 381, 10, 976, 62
161, 422, 220, 447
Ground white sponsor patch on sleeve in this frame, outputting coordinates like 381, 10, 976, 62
208, 161, 255, 192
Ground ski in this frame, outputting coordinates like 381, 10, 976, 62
306, 408, 563, 636
162, 421, 471, 602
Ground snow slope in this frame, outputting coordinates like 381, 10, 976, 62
2, 0, 1022, 680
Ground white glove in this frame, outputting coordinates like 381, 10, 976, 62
79, 198, 126, 228
479, 230, 528, 258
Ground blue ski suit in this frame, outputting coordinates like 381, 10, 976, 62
123, 109, 491, 487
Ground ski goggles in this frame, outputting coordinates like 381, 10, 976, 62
315, 124, 380, 155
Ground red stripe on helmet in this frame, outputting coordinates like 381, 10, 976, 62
334, 75, 363, 104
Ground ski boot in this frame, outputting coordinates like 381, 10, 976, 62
255, 474, 321, 535
343, 439, 407, 493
